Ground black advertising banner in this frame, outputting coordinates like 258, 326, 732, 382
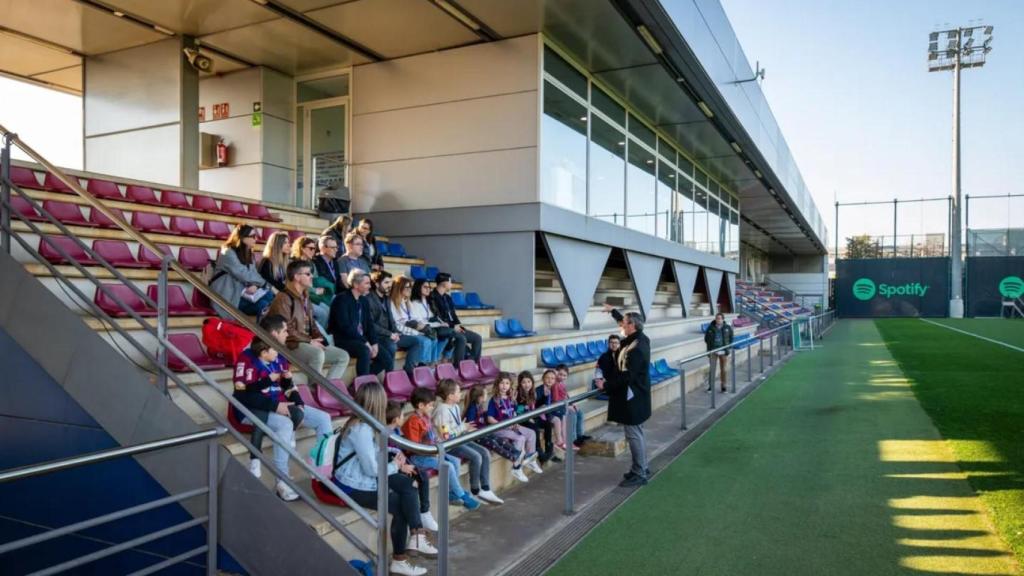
837, 258, 950, 318
966, 256, 1024, 317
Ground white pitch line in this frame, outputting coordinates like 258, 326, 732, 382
920, 318, 1024, 353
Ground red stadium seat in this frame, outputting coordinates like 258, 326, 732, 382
38, 235, 96, 265
86, 179, 123, 200
227, 404, 254, 434
203, 220, 231, 240
167, 333, 226, 372
131, 211, 168, 234
191, 288, 215, 315
170, 216, 215, 238
42, 201, 94, 227
10, 166, 43, 190
125, 185, 161, 206
287, 230, 305, 243
295, 384, 342, 417
384, 370, 416, 402
137, 243, 173, 269
311, 479, 349, 507
92, 240, 147, 268
246, 203, 280, 221
435, 363, 467, 388
160, 190, 191, 210
458, 359, 490, 385
220, 200, 247, 217
146, 284, 207, 316
412, 366, 438, 391
88, 206, 127, 228
191, 195, 221, 213
43, 172, 77, 194
93, 283, 157, 317
178, 246, 211, 271
10, 196, 45, 222
260, 227, 281, 242
478, 356, 500, 379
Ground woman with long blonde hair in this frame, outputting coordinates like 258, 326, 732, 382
389, 275, 439, 365
257, 231, 290, 292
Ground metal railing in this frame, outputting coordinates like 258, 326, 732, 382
0, 428, 224, 575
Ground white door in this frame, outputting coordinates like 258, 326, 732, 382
297, 96, 348, 209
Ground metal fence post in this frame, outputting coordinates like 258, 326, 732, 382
679, 367, 687, 430
564, 402, 575, 514
759, 337, 765, 373
206, 441, 218, 576
437, 444, 450, 576
770, 335, 775, 366
746, 343, 752, 382
157, 256, 170, 396
730, 347, 737, 393
709, 355, 717, 409
377, 435, 389, 574
1, 133, 11, 255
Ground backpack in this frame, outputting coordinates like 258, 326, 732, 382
202, 318, 254, 364
310, 428, 358, 479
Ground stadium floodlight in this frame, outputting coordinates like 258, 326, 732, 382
927, 23, 994, 318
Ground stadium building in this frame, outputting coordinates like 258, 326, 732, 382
0, 0, 829, 574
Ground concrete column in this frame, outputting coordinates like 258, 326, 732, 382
84, 37, 199, 188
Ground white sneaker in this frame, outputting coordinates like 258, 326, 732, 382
477, 490, 504, 505
248, 459, 261, 479
275, 480, 299, 502
420, 511, 439, 532
524, 452, 538, 464
527, 460, 544, 474
511, 467, 529, 483
407, 533, 438, 556
390, 559, 427, 576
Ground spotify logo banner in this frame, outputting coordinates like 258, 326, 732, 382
837, 258, 950, 318
965, 257, 1024, 317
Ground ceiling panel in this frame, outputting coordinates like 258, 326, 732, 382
100, 0, 276, 37
595, 63, 707, 127
666, 121, 734, 160
32, 65, 83, 92
542, 0, 655, 74
199, 18, 366, 75
456, 0, 543, 38
0, 0, 164, 54
701, 154, 751, 186
307, 0, 481, 59
0, 34, 80, 76
277, 0, 358, 11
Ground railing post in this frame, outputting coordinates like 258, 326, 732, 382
376, 434, 389, 574
678, 365, 687, 430
730, 346, 737, 393
206, 441, 218, 576
770, 334, 775, 366
1, 133, 11, 255
564, 398, 575, 513
437, 444, 450, 576
708, 354, 717, 409
746, 343, 752, 383
157, 256, 170, 396
759, 337, 765, 373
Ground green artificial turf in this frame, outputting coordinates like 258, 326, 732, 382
548, 320, 1020, 576
876, 318, 1024, 568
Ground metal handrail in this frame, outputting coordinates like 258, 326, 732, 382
0, 429, 224, 575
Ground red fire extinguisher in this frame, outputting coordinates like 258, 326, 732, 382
216, 139, 229, 167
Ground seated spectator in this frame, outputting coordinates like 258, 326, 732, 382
314, 235, 344, 291
329, 269, 388, 376
429, 273, 482, 362
257, 231, 290, 292
488, 372, 542, 477
555, 364, 590, 447
465, 386, 527, 483
210, 224, 273, 319
355, 217, 384, 272
517, 371, 554, 464
337, 232, 371, 288
432, 379, 503, 503
266, 260, 349, 382
401, 387, 480, 510
389, 276, 439, 366
409, 279, 452, 363
385, 401, 438, 532
367, 271, 422, 374
333, 382, 436, 575
536, 369, 569, 453
290, 236, 330, 329
321, 214, 352, 256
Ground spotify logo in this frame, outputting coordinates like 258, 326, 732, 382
853, 278, 876, 301
1000, 276, 1024, 299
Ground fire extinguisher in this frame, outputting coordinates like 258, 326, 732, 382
216, 139, 229, 167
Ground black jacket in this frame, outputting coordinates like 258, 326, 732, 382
360, 234, 385, 270
704, 321, 734, 353
313, 254, 342, 291
366, 291, 397, 337
429, 290, 462, 327
603, 330, 652, 426
256, 258, 286, 292
329, 290, 376, 343
597, 349, 617, 380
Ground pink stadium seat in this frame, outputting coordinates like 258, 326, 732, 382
170, 216, 215, 238
295, 384, 342, 417
38, 235, 96, 266
384, 370, 416, 402
9, 166, 43, 190
146, 284, 207, 316
246, 203, 280, 221
435, 363, 467, 388
315, 380, 354, 416
42, 200, 94, 227
191, 195, 221, 213
227, 404, 254, 434
260, 227, 281, 242
203, 220, 231, 240
160, 190, 191, 210
94, 283, 157, 317
137, 243, 173, 269
479, 356, 500, 379
167, 333, 225, 372
86, 179, 123, 200
88, 206, 127, 228
220, 200, 247, 217
178, 246, 211, 271
10, 196, 45, 222
287, 230, 305, 243
352, 374, 379, 393
43, 172, 76, 194
191, 288, 215, 315
125, 185, 161, 206
92, 240, 147, 268
412, 366, 438, 391
458, 359, 489, 385
131, 211, 169, 234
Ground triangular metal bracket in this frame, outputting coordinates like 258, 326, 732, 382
624, 251, 664, 321
725, 273, 737, 313
704, 268, 723, 316
671, 261, 699, 318
541, 233, 611, 329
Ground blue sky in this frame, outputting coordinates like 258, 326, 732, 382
720, 0, 1023, 242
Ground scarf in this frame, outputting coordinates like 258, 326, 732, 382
617, 332, 640, 372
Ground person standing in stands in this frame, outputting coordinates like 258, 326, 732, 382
337, 232, 371, 289
595, 311, 652, 488
257, 231, 290, 293
266, 260, 349, 382
329, 269, 387, 376
703, 313, 733, 393
210, 224, 274, 319
355, 218, 384, 272
321, 214, 352, 259
429, 273, 482, 362
367, 271, 422, 374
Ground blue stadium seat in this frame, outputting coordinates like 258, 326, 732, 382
425, 266, 439, 281
493, 319, 515, 338
598, 340, 608, 354
648, 364, 664, 383
576, 343, 597, 362
565, 345, 583, 365
587, 340, 603, 359
553, 346, 570, 365
466, 292, 494, 309
388, 243, 406, 258
410, 265, 427, 281
541, 348, 558, 368
507, 318, 535, 336
450, 292, 469, 309
700, 322, 710, 333
655, 358, 680, 377
376, 241, 390, 256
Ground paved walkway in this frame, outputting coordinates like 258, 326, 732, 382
548, 320, 1020, 576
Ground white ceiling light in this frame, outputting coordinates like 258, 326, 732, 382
434, 0, 481, 31
730, 142, 742, 154
636, 25, 663, 55
697, 101, 714, 118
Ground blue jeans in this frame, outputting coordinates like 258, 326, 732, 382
393, 334, 426, 372
253, 405, 332, 478
410, 454, 464, 498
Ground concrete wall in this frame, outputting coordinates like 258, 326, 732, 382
351, 35, 540, 213
199, 67, 295, 205
84, 38, 198, 188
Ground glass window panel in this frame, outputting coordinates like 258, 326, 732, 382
540, 81, 587, 214
297, 74, 350, 103
626, 141, 657, 236
678, 155, 693, 178
676, 171, 694, 247
656, 160, 674, 240
694, 168, 708, 189
589, 116, 626, 225
544, 46, 587, 98
693, 187, 708, 252
628, 113, 657, 149
729, 210, 740, 259
707, 196, 720, 255
592, 85, 625, 127
658, 136, 674, 161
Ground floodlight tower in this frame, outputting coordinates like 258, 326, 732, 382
928, 24, 993, 318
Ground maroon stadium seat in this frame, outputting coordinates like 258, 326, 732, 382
287, 230, 305, 243
42, 200, 94, 227
94, 283, 157, 317
92, 240, 147, 268
352, 374, 379, 393
178, 246, 211, 271
167, 333, 226, 372
38, 235, 96, 265
191, 288, 215, 315
10, 196, 45, 222
246, 203, 279, 221
315, 380, 354, 416
260, 227, 281, 242
478, 356, 500, 379
311, 478, 349, 507
203, 220, 231, 240
220, 200, 247, 217
9, 166, 43, 190
170, 216, 214, 238
191, 195, 221, 213
137, 243, 173, 269
412, 366, 438, 391
160, 190, 191, 210
146, 284, 207, 316
125, 185, 161, 206
86, 179, 123, 200
131, 211, 168, 234
88, 206, 126, 228
458, 359, 489, 385
227, 404, 254, 433
435, 363, 467, 388
296, 384, 342, 417
384, 370, 416, 402
43, 172, 76, 194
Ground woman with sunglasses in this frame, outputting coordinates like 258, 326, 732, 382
209, 224, 274, 319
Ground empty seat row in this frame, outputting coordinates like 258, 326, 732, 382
39, 236, 210, 271
493, 318, 535, 339
375, 241, 412, 259
450, 291, 494, 310
649, 358, 681, 383
93, 283, 214, 319
541, 340, 609, 368
10, 166, 280, 221
409, 265, 439, 282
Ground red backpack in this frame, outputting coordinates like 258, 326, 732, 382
201, 318, 254, 364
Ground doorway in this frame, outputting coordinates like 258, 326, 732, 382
295, 74, 350, 209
